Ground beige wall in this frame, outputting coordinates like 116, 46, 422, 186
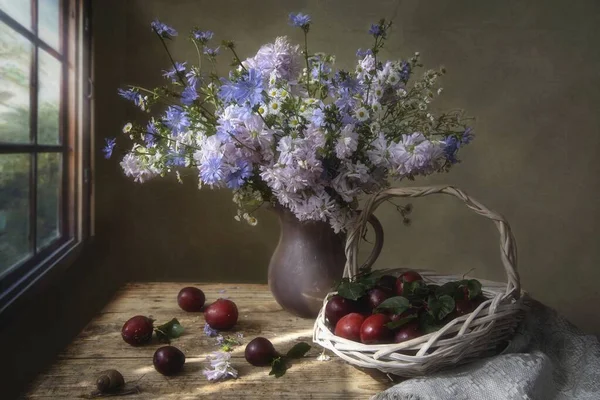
93, 0, 600, 334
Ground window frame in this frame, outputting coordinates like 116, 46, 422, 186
0, 0, 92, 315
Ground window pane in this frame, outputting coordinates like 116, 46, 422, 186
39, 0, 60, 51
38, 49, 60, 144
0, 22, 32, 144
0, 153, 31, 274
0, 0, 32, 32
37, 152, 61, 250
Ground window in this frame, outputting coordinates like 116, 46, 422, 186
0, 0, 91, 313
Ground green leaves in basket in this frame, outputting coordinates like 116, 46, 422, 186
336, 281, 367, 301
419, 312, 447, 334
286, 342, 311, 359
155, 318, 184, 343
427, 295, 455, 321
403, 280, 430, 303
335, 266, 392, 300
435, 279, 482, 301
386, 314, 418, 330
375, 296, 410, 315
464, 279, 482, 300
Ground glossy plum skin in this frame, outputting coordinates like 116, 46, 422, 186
153, 346, 185, 375
455, 299, 476, 316
367, 287, 392, 309
177, 287, 206, 312
325, 295, 359, 326
394, 321, 422, 343
121, 315, 154, 346
395, 270, 423, 295
334, 313, 365, 342
245, 337, 278, 366
205, 299, 239, 330
360, 313, 393, 344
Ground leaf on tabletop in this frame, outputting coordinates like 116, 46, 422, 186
286, 342, 311, 359
155, 318, 184, 343
269, 357, 288, 378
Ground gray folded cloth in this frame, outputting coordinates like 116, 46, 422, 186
373, 298, 600, 400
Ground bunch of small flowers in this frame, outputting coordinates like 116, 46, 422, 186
108, 12, 473, 232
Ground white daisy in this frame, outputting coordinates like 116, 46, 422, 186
354, 107, 369, 122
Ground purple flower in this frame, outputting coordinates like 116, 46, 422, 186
289, 12, 311, 28
163, 62, 186, 83
181, 85, 198, 105
218, 68, 264, 107
369, 23, 383, 37
203, 47, 220, 57
356, 48, 373, 58
103, 138, 116, 159
145, 121, 158, 146
192, 29, 214, 43
203, 323, 219, 337
163, 106, 190, 135
226, 159, 253, 189
151, 18, 177, 38
117, 88, 144, 108
462, 127, 474, 144
200, 155, 225, 185
399, 61, 411, 82
203, 352, 238, 381
185, 69, 200, 87
166, 151, 186, 167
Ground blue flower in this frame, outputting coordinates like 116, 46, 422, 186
103, 138, 116, 159
117, 88, 145, 108
462, 127, 474, 144
181, 85, 198, 105
336, 73, 361, 94
356, 48, 373, 58
399, 61, 411, 82
203, 323, 219, 337
145, 121, 157, 146
163, 106, 190, 135
203, 47, 220, 57
443, 129, 474, 164
334, 88, 357, 110
310, 108, 325, 126
218, 68, 264, 107
369, 23, 383, 37
226, 160, 253, 189
200, 155, 225, 185
186, 69, 200, 87
163, 62, 186, 83
289, 12, 311, 28
166, 151, 186, 167
151, 18, 177, 38
193, 29, 214, 43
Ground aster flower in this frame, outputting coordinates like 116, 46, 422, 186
122, 123, 132, 134
354, 107, 369, 122
203, 323, 219, 337
120, 152, 161, 183
289, 12, 311, 28
203, 351, 238, 381
192, 29, 214, 43
243, 37, 302, 83
151, 18, 177, 38
103, 138, 116, 159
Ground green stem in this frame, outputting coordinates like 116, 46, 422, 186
303, 31, 311, 95
229, 47, 247, 72
192, 40, 203, 71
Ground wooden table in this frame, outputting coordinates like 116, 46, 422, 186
26, 283, 392, 399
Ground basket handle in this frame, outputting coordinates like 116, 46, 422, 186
344, 186, 520, 300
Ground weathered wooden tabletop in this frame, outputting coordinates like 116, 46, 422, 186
26, 283, 392, 399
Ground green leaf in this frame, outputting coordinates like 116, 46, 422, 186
374, 296, 410, 315
286, 342, 311, 359
155, 318, 184, 343
435, 282, 460, 298
427, 295, 455, 321
419, 312, 446, 334
403, 280, 430, 301
337, 282, 367, 301
269, 357, 288, 378
466, 279, 482, 300
385, 314, 418, 330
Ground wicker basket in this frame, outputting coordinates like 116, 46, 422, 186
313, 186, 526, 377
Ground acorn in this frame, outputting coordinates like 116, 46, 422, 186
96, 369, 125, 393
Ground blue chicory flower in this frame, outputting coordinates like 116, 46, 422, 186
289, 12, 311, 28
226, 159, 253, 189
200, 155, 225, 185
163, 106, 190, 135
399, 61, 411, 82
166, 151, 186, 167
203, 323, 219, 337
145, 121, 157, 146
181, 85, 199, 105
163, 62, 186, 83
218, 68, 264, 107
103, 138, 116, 159
203, 46, 220, 57
185, 69, 200, 87
151, 18, 177, 38
193, 30, 214, 43
117, 88, 145, 109
356, 48, 373, 58
369, 23, 383, 37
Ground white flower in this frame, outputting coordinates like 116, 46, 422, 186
334, 124, 358, 159
122, 122, 132, 133
387, 72, 401, 85
317, 351, 331, 361
354, 107, 369, 122
268, 100, 282, 114
203, 351, 238, 381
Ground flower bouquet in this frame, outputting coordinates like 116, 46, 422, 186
108, 12, 474, 316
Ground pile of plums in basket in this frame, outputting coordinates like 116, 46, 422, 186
326, 271, 486, 345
